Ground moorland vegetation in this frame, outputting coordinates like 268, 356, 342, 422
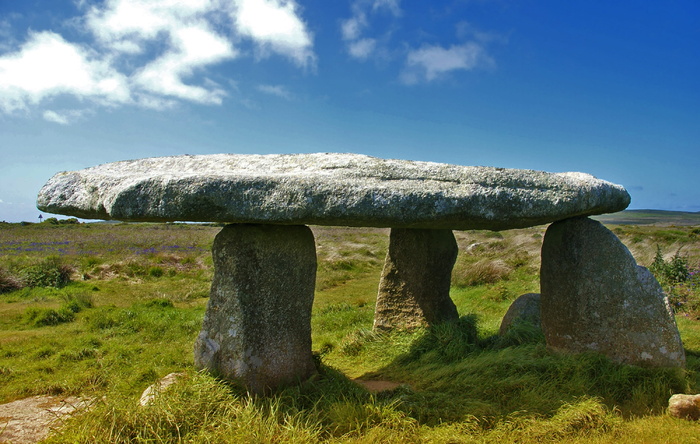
0, 218, 699, 442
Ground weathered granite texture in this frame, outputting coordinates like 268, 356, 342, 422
374, 228, 459, 331
499, 293, 541, 335
540, 217, 685, 368
37, 153, 630, 229
194, 224, 317, 393
668, 394, 700, 420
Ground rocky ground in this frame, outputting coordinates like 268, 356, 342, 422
0, 395, 91, 444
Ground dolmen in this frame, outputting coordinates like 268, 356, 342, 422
36, 153, 685, 394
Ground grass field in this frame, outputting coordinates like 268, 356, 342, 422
1, 214, 700, 443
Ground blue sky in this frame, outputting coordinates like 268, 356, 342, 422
1, 0, 698, 222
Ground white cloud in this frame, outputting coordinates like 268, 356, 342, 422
341, 14, 366, 41
257, 84, 293, 100
402, 42, 493, 84
341, 0, 401, 60
348, 38, 376, 60
0, 19, 15, 52
43, 109, 92, 125
85, 0, 237, 104
371, 0, 401, 16
231, 0, 315, 68
85, 0, 218, 53
0, 31, 131, 113
0, 0, 315, 120
43, 110, 71, 125
133, 25, 235, 104
240, 98, 260, 110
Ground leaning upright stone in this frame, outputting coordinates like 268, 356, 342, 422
540, 217, 685, 367
194, 224, 317, 394
374, 228, 459, 331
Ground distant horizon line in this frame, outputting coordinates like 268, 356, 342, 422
2, 207, 699, 224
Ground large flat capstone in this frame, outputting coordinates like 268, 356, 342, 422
37, 153, 630, 229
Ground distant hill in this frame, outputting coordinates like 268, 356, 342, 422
592, 209, 700, 226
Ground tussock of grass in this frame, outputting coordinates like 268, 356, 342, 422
23, 293, 92, 327
0, 266, 23, 294
453, 259, 513, 287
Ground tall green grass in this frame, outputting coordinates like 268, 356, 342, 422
1, 222, 700, 443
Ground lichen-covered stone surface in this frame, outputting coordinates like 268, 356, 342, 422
540, 217, 685, 368
499, 293, 541, 335
194, 224, 317, 394
374, 228, 459, 331
37, 153, 630, 229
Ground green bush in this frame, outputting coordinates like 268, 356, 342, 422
23, 256, 72, 288
648, 246, 700, 316
42, 217, 79, 225
148, 266, 165, 278
649, 246, 690, 285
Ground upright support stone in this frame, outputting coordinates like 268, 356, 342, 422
194, 224, 317, 394
540, 217, 685, 367
374, 228, 459, 331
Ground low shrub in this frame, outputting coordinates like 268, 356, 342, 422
0, 266, 23, 293
23, 256, 72, 288
148, 266, 165, 278
42, 217, 79, 225
650, 246, 690, 285
649, 246, 700, 317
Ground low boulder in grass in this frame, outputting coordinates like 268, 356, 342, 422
499, 293, 541, 335
668, 394, 700, 420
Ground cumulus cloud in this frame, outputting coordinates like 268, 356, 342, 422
401, 42, 493, 84
0, 0, 315, 119
132, 26, 235, 104
257, 84, 293, 100
232, 0, 315, 68
0, 31, 131, 113
340, 0, 401, 60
